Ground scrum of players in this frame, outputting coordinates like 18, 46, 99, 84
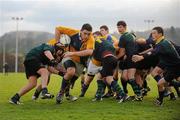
9, 20, 180, 106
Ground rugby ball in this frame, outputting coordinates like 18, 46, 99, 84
59, 34, 71, 46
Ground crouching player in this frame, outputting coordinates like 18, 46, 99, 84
9, 43, 64, 104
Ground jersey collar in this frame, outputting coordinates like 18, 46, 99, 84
156, 36, 165, 44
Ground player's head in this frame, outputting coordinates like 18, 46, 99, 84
93, 31, 102, 39
117, 21, 127, 34
151, 26, 164, 41
100, 25, 109, 36
80, 23, 92, 41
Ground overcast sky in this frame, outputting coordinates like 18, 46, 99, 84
0, 0, 179, 36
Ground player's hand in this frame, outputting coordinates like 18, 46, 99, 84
63, 52, 74, 58
132, 55, 144, 62
49, 59, 58, 67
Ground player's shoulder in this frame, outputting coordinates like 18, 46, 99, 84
56, 26, 80, 36
47, 38, 57, 46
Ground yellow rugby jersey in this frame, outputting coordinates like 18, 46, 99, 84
47, 38, 56, 46
48, 26, 95, 63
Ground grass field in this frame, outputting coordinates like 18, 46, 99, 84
0, 73, 180, 120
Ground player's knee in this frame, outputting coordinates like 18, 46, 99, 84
30, 81, 37, 88
85, 76, 93, 84
32, 83, 37, 88
38, 68, 49, 76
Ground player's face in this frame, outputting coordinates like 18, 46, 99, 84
80, 30, 91, 41
117, 25, 126, 34
100, 28, 108, 36
151, 30, 161, 41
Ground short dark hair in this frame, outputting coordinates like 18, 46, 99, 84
152, 26, 164, 36
81, 23, 92, 32
100, 25, 109, 31
93, 31, 102, 36
117, 21, 127, 27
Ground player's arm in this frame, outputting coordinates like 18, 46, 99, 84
43, 44, 59, 66
44, 50, 55, 60
138, 47, 153, 55
55, 26, 79, 41
48, 66, 59, 74
117, 37, 126, 59
132, 45, 161, 62
47, 66, 65, 76
117, 48, 125, 59
64, 34, 94, 57
64, 49, 93, 58
72, 34, 94, 56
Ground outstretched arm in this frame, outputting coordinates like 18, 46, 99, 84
63, 49, 93, 58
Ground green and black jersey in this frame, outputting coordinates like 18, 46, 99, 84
118, 32, 137, 56
144, 39, 180, 70
25, 43, 54, 65
92, 38, 116, 61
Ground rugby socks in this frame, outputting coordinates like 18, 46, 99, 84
81, 80, 84, 89
169, 92, 176, 100
95, 80, 106, 99
110, 78, 118, 93
33, 89, 42, 98
121, 78, 128, 94
59, 78, 69, 95
110, 81, 125, 97
65, 85, 70, 97
81, 84, 89, 96
158, 90, 165, 103
70, 76, 78, 89
174, 86, 180, 97
128, 79, 141, 96
12, 93, 20, 101
143, 80, 148, 89
64, 76, 78, 96
41, 87, 48, 95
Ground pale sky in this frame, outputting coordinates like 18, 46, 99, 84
0, 0, 180, 36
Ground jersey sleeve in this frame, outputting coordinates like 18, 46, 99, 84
146, 38, 154, 45
118, 36, 126, 48
56, 26, 79, 36
43, 44, 54, 53
47, 38, 57, 46
143, 44, 161, 58
86, 34, 95, 49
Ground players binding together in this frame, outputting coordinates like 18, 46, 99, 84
10, 21, 180, 106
